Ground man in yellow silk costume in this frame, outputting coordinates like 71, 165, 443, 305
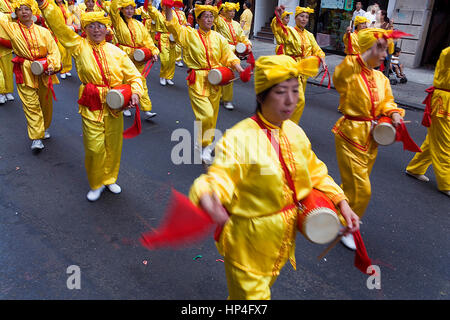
163, 4, 243, 163
0, 0, 61, 151
215, 2, 251, 111
109, 0, 159, 119
173, 0, 186, 67
189, 55, 360, 300
147, 2, 177, 86
55, 0, 77, 79
0, 0, 15, 103
271, 5, 325, 124
38, 0, 144, 202
406, 46, 450, 197
332, 28, 408, 249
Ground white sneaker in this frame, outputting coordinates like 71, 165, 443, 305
405, 170, 429, 182
44, 131, 51, 139
166, 79, 174, 85
175, 61, 183, 67
66, 72, 72, 77
440, 190, 450, 197
160, 78, 166, 86
224, 102, 234, 110
341, 233, 356, 251
201, 144, 215, 165
0, 95, 6, 104
5, 93, 14, 101
144, 111, 157, 119
31, 139, 44, 151
86, 185, 105, 202
106, 183, 122, 194
60, 73, 66, 79
123, 109, 132, 117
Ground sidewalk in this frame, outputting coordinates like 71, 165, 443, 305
250, 39, 434, 110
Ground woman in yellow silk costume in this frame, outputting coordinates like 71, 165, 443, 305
54, 0, 77, 79
343, 15, 369, 55
332, 28, 408, 249
214, 1, 251, 111
38, 0, 144, 202
0, 0, 15, 104
271, 5, 325, 124
189, 55, 360, 300
0, 0, 61, 151
406, 46, 450, 197
109, 0, 159, 119
163, 4, 243, 163
147, 2, 177, 86
173, 0, 186, 68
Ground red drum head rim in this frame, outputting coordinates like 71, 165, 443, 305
106, 90, 125, 110
373, 121, 396, 146
301, 208, 340, 244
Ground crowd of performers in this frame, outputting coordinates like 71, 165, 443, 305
0, 0, 448, 300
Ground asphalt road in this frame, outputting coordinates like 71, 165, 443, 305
0, 60, 448, 300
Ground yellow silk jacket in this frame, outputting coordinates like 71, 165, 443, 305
190, 113, 347, 276
109, 0, 159, 62
134, 6, 157, 34
214, 14, 251, 50
39, 0, 144, 122
165, 15, 240, 97
332, 54, 405, 151
240, 8, 252, 32
343, 31, 360, 55
431, 46, 450, 119
0, 12, 60, 89
271, 17, 324, 60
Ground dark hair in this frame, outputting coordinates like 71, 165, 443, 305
380, 10, 389, 23
394, 47, 401, 54
244, 1, 252, 9
255, 87, 273, 113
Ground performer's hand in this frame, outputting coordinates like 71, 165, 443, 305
275, 6, 285, 17
321, 57, 328, 70
346, 26, 351, 33
44, 67, 54, 76
338, 200, 360, 234
152, 54, 159, 62
391, 112, 403, 127
234, 63, 244, 73
127, 93, 140, 109
200, 193, 229, 227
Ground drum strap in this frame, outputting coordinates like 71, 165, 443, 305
251, 114, 298, 206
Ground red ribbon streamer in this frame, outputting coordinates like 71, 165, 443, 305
395, 120, 422, 153
421, 86, 434, 127
123, 103, 142, 139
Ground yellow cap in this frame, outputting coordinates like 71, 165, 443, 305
295, 6, 314, 16
194, 4, 218, 19
81, 11, 112, 29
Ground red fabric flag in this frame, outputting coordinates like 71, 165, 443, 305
77, 83, 104, 111
395, 120, 422, 153
421, 86, 434, 127
353, 230, 374, 275
140, 189, 215, 249
123, 103, 142, 139
161, 0, 174, 7
240, 65, 252, 82
247, 51, 255, 69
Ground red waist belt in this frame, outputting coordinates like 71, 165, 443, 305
78, 83, 108, 111
422, 86, 450, 127
344, 115, 375, 121
186, 68, 211, 85
12, 55, 57, 100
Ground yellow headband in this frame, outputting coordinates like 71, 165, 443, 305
194, 4, 218, 19
354, 15, 370, 27
12, 0, 34, 10
295, 6, 314, 16
117, 0, 136, 9
281, 11, 293, 19
221, 2, 239, 12
358, 28, 411, 55
254, 55, 320, 94
81, 11, 111, 29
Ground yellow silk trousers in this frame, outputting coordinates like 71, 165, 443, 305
159, 33, 176, 80
82, 113, 124, 190
222, 82, 233, 102
224, 260, 278, 300
289, 76, 306, 124
0, 52, 13, 94
17, 80, 53, 140
188, 85, 221, 147
135, 63, 152, 112
58, 41, 73, 74
406, 116, 450, 191
175, 43, 182, 62
335, 135, 378, 218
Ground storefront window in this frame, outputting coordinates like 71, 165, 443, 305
315, 0, 354, 53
